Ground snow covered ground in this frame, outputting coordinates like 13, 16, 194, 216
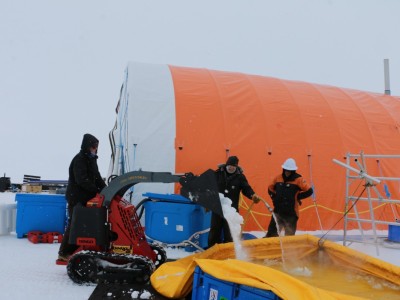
0, 192, 399, 300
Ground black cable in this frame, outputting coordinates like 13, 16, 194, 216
318, 184, 367, 247
136, 198, 152, 219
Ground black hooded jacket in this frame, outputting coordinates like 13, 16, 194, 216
65, 134, 106, 206
215, 164, 255, 210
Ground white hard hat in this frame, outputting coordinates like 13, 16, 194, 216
282, 158, 298, 171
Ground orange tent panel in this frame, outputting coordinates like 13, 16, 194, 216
170, 65, 400, 231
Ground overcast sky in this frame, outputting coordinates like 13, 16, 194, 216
1, 0, 399, 182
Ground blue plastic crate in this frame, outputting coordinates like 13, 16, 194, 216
15, 193, 67, 238
239, 285, 280, 300
142, 192, 189, 202
241, 232, 257, 240
192, 267, 236, 300
388, 224, 400, 242
143, 193, 211, 251
192, 266, 280, 300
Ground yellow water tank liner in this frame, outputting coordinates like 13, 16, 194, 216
150, 234, 400, 299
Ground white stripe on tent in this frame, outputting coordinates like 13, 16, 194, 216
108, 62, 176, 201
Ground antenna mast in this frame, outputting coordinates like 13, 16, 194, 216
384, 58, 391, 95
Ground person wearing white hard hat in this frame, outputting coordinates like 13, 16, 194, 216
265, 158, 313, 237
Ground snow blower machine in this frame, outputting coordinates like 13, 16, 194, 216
63, 169, 222, 284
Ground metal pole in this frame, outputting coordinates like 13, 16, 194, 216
332, 159, 381, 184
360, 153, 380, 255
348, 154, 400, 159
384, 58, 391, 95
343, 153, 350, 246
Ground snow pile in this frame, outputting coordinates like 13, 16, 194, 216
131, 289, 151, 299
219, 194, 249, 261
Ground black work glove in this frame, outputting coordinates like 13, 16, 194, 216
251, 194, 262, 204
297, 187, 313, 201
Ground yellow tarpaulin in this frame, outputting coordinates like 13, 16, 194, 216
194, 259, 364, 300
150, 235, 400, 299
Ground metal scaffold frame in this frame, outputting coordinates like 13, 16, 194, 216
333, 152, 400, 255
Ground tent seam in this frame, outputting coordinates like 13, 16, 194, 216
307, 83, 347, 155
243, 73, 270, 152
206, 69, 231, 156
336, 88, 379, 152
279, 80, 311, 156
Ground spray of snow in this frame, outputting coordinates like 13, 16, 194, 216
270, 212, 287, 268
219, 193, 249, 261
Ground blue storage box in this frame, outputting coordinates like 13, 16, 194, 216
143, 193, 211, 251
388, 224, 400, 242
15, 193, 67, 238
241, 232, 257, 240
192, 266, 280, 300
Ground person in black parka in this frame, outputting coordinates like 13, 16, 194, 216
58, 133, 106, 261
207, 156, 261, 248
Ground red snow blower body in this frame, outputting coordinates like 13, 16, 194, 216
64, 170, 221, 284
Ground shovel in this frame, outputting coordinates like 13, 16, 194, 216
179, 169, 223, 217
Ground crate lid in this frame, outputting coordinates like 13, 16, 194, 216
142, 192, 191, 203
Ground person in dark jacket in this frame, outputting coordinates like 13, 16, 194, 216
58, 133, 106, 262
208, 156, 261, 247
265, 158, 313, 237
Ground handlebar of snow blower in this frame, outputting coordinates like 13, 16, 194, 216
100, 169, 224, 217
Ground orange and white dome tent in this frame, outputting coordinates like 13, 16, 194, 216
108, 61, 400, 231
